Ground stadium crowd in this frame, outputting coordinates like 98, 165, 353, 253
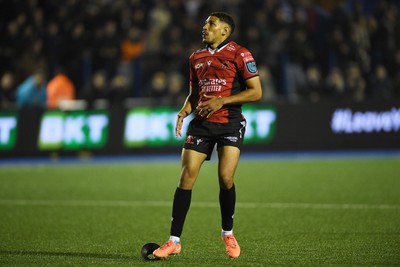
1, 0, 400, 109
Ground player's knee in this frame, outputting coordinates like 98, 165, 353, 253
219, 176, 234, 190
181, 165, 198, 179
179, 166, 198, 189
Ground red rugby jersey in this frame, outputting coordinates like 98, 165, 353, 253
189, 41, 259, 123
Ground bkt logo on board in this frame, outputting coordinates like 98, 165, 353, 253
123, 106, 277, 148
0, 113, 18, 150
38, 111, 109, 150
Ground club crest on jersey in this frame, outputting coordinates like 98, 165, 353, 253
246, 61, 257, 74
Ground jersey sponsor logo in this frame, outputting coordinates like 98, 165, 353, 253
195, 63, 204, 69
245, 61, 258, 74
194, 60, 212, 69
201, 85, 221, 93
198, 78, 226, 93
198, 79, 227, 86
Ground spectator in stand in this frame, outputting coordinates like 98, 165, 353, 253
63, 22, 89, 93
148, 71, 168, 101
329, 28, 355, 71
301, 65, 325, 103
108, 74, 130, 105
350, 6, 371, 73
325, 67, 347, 101
264, 28, 289, 96
369, 64, 393, 100
392, 50, 400, 97
16, 70, 47, 109
119, 26, 145, 97
147, 0, 172, 53
46, 70, 76, 109
373, 1, 398, 66
286, 28, 314, 102
121, 27, 144, 62
330, 0, 351, 36
93, 20, 121, 79
83, 70, 109, 109
0, 72, 17, 109
43, 21, 64, 78
345, 62, 367, 102
166, 71, 186, 106
1, 20, 22, 74
257, 64, 276, 102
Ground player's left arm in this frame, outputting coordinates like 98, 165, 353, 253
198, 76, 262, 118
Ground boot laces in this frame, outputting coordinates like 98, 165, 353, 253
160, 241, 174, 250
225, 236, 237, 248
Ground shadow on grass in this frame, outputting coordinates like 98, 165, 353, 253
0, 250, 133, 260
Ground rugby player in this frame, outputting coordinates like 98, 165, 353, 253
153, 11, 262, 259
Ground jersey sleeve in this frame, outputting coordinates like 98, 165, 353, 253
235, 47, 259, 80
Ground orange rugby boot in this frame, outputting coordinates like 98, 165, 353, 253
153, 240, 181, 258
222, 234, 241, 258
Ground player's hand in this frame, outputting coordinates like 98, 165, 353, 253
197, 95, 224, 118
175, 113, 185, 138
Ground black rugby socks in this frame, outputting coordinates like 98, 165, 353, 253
170, 187, 192, 237
219, 184, 236, 231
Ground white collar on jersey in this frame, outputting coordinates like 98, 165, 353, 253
207, 41, 230, 54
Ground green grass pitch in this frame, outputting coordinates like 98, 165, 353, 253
0, 156, 399, 266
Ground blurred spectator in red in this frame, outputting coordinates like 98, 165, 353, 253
120, 27, 144, 69
119, 26, 145, 97
46, 70, 76, 109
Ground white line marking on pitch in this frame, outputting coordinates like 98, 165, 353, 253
0, 199, 398, 210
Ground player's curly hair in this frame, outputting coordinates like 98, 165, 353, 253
210, 12, 235, 35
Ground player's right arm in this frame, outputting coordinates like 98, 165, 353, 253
175, 84, 199, 137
